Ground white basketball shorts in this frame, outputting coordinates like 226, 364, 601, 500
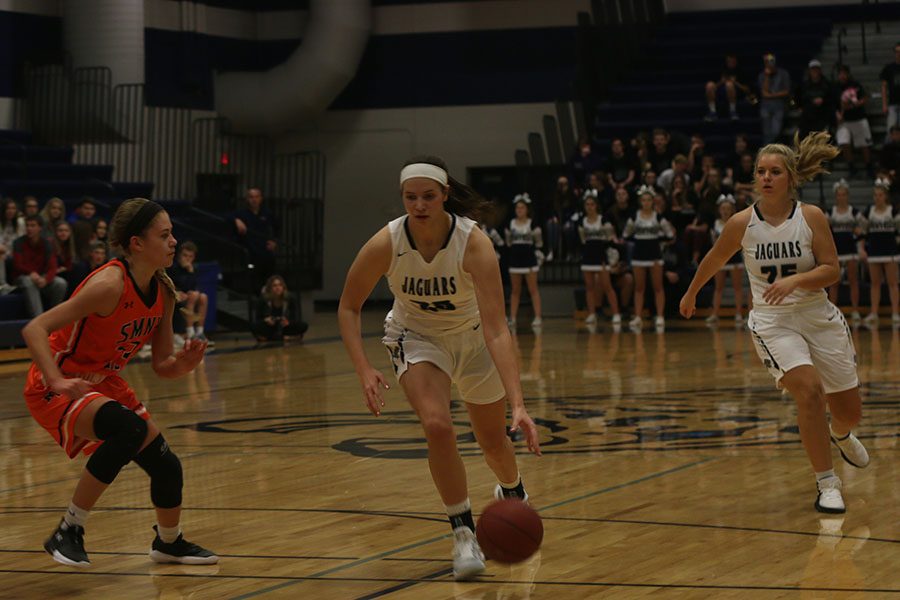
747, 300, 859, 394
382, 316, 507, 405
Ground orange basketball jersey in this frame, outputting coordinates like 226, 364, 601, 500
51, 258, 165, 380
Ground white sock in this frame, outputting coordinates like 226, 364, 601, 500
195, 326, 204, 336
499, 473, 521, 489
62, 502, 89, 529
185, 326, 195, 338
445, 498, 471, 517
707, 102, 716, 112
729, 102, 737, 112
815, 469, 836, 482
157, 523, 182, 543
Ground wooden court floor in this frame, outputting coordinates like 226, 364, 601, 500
1, 312, 898, 599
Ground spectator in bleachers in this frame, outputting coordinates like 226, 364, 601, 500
253, 274, 307, 342
725, 133, 752, 182
39, 197, 66, 238
758, 53, 792, 145
731, 153, 756, 206
546, 175, 577, 261
658, 154, 691, 195
93, 218, 109, 248
684, 167, 729, 266
705, 53, 753, 121
71, 219, 95, 262
880, 42, 900, 143
686, 133, 707, 182
630, 133, 649, 171
798, 59, 835, 138
22, 196, 39, 218
1, 199, 24, 294
586, 170, 613, 212
836, 64, 874, 180
568, 137, 602, 186
11, 215, 66, 316
233, 186, 278, 288
880, 125, 900, 182
67, 197, 98, 226
66, 240, 107, 292
668, 173, 694, 233
168, 241, 210, 343
604, 139, 637, 191
606, 186, 633, 237
52, 221, 77, 291
647, 129, 674, 175
641, 170, 664, 196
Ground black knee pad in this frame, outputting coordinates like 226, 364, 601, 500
134, 434, 183, 509
85, 402, 148, 484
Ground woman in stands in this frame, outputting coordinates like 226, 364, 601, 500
0, 198, 24, 293
338, 156, 541, 581
580, 190, 621, 327
705, 194, 746, 327
827, 179, 867, 325
505, 194, 544, 329
40, 197, 66, 237
22, 198, 217, 567
680, 132, 869, 514
624, 185, 675, 331
862, 178, 900, 327
53, 221, 77, 292
252, 274, 308, 342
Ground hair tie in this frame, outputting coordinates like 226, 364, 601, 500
832, 178, 850, 192
514, 193, 532, 205
716, 193, 736, 205
637, 185, 655, 197
874, 177, 891, 190
583, 189, 598, 201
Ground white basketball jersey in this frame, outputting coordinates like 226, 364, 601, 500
386, 213, 480, 335
742, 202, 825, 310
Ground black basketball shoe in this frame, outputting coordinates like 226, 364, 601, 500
149, 526, 219, 565
44, 519, 90, 567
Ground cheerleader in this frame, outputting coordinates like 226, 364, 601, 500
706, 194, 747, 327
579, 190, 621, 327
505, 194, 543, 328
862, 178, 900, 327
827, 179, 867, 324
624, 186, 676, 331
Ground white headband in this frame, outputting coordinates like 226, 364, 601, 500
400, 163, 448, 187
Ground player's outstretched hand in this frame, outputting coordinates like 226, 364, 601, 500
50, 377, 93, 400
176, 337, 208, 371
510, 407, 542, 456
679, 293, 697, 319
359, 366, 389, 416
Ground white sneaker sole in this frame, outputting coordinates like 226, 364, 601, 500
149, 549, 219, 565
453, 559, 485, 581
814, 495, 846, 514
48, 549, 90, 568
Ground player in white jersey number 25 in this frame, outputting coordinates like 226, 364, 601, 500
679, 132, 870, 515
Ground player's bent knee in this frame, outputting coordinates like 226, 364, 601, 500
85, 402, 148, 484
420, 416, 455, 444
134, 434, 184, 509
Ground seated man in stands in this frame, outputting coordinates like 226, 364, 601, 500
67, 197, 98, 226
647, 129, 675, 175
66, 240, 107, 291
168, 241, 209, 343
22, 196, 39, 219
253, 275, 308, 343
658, 154, 691, 195
233, 187, 278, 290
704, 53, 754, 121
11, 215, 66, 317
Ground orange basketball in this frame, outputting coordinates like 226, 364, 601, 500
476, 499, 543, 564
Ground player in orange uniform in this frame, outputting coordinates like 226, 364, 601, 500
22, 198, 218, 567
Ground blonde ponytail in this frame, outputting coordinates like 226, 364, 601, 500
156, 268, 178, 299
795, 131, 840, 185
756, 130, 840, 196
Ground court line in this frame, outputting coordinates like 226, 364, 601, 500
2, 569, 898, 594
228, 458, 714, 600
0, 548, 359, 560
353, 567, 454, 599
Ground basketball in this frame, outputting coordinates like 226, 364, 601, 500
476, 500, 543, 564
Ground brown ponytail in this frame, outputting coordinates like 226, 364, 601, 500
755, 131, 840, 197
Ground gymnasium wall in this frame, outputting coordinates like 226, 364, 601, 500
665, 0, 862, 11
